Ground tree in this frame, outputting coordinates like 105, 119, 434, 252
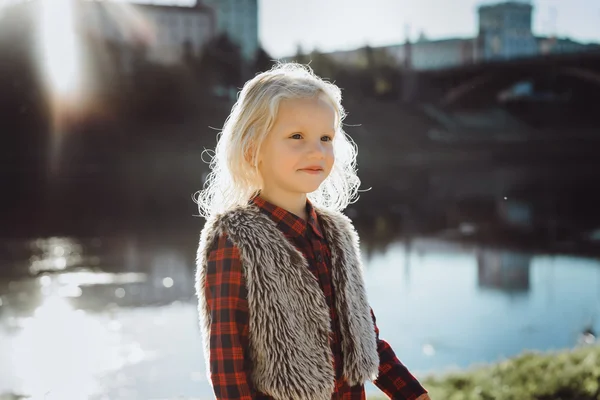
307, 49, 339, 80
293, 43, 309, 64
364, 45, 376, 70
253, 46, 274, 74
201, 33, 243, 90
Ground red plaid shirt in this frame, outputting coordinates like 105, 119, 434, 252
204, 195, 427, 399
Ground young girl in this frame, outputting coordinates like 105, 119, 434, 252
195, 63, 430, 400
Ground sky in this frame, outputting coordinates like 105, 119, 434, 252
125, 0, 599, 58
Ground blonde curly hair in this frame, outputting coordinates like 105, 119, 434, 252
195, 62, 360, 219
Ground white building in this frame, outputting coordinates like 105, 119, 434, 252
389, 38, 476, 70
326, 37, 476, 72
324, 0, 597, 71
1, 0, 260, 64
78, 1, 216, 65
477, 0, 538, 60
0, 0, 217, 65
200, 0, 259, 61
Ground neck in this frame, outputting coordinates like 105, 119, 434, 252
259, 188, 308, 220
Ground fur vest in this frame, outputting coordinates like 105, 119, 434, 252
195, 204, 380, 400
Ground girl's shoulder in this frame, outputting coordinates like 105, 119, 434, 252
205, 204, 262, 230
199, 204, 268, 254
314, 206, 357, 234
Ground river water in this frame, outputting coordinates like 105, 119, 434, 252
1, 228, 599, 400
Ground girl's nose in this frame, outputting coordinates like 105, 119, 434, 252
307, 141, 326, 158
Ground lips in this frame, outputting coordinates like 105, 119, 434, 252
299, 166, 324, 173
299, 166, 324, 175
299, 166, 324, 171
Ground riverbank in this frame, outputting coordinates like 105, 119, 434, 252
372, 344, 600, 400
1, 345, 598, 399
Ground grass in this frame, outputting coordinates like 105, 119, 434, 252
372, 345, 600, 400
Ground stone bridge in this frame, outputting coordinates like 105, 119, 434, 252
405, 50, 600, 108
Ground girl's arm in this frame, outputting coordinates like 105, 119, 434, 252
370, 308, 429, 400
205, 233, 256, 400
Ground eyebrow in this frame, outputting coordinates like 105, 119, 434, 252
283, 127, 335, 134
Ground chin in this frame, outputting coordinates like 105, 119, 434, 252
286, 182, 320, 194
286, 175, 327, 194
299, 183, 324, 194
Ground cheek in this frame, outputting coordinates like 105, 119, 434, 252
278, 142, 302, 160
265, 144, 297, 170
326, 146, 335, 165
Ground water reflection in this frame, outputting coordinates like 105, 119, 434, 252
477, 248, 531, 293
0, 233, 205, 400
1, 225, 600, 398
28, 237, 83, 274
363, 239, 600, 384
8, 294, 114, 399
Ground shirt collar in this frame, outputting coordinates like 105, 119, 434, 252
250, 195, 325, 239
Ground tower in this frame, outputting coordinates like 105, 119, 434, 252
477, 0, 538, 60
201, 0, 259, 61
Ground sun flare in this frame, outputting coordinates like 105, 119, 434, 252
38, 0, 81, 98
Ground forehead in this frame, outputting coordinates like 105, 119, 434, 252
274, 96, 336, 128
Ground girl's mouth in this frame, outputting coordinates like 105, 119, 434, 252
299, 168, 323, 174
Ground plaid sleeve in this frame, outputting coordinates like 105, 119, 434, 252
205, 233, 256, 400
371, 308, 428, 400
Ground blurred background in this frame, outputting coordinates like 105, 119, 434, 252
1, 0, 600, 399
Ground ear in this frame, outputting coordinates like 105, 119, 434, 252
245, 142, 257, 166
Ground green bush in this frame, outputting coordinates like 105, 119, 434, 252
373, 345, 600, 400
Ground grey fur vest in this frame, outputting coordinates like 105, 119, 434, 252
195, 204, 379, 400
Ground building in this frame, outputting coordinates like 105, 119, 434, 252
78, 1, 216, 65
477, 0, 538, 60
537, 36, 600, 55
1, 0, 260, 65
326, 37, 476, 72
324, 0, 598, 71
201, 0, 259, 61
389, 37, 476, 70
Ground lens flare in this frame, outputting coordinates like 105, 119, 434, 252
39, 0, 81, 98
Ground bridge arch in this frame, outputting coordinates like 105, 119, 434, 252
440, 65, 600, 106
